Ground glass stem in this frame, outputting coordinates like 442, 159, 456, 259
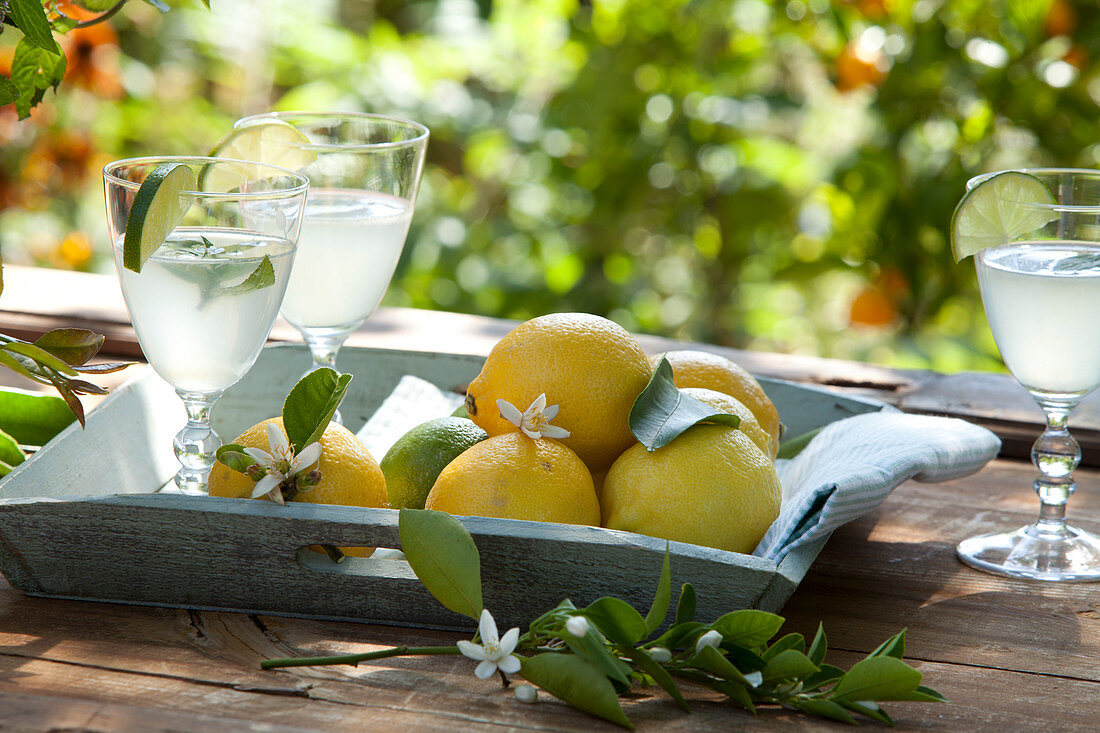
173, 390, 223, 495
301, 331, 350, 425
1030, 400, 1079, 539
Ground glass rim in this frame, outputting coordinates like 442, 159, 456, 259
234, 111, 430, 152
966, 167, 1100, 213
102, 155, 311, 200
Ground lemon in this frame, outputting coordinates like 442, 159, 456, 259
465, 313, 652, 473
209, 417, 388, 557
651, 350, 781, 449
425, 433, 600, 526
380, 417, 488, 510
681, 386, 775, 458
124, 163, 195, 273
951, 171, 1056, 262
601, 424, 781, 554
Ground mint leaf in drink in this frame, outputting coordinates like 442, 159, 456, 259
218, 255, 275, 297
629, 357, 740, 451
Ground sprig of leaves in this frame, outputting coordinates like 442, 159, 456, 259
261, 510, 946, 727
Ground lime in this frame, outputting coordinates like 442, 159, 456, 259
123, 163, 196, 273
951, 171, 1057, 262
201, 119, 315, 192
380, 417, 488, 510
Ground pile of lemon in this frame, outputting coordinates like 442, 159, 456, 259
210, 312, 783, 555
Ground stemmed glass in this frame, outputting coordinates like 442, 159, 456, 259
104, 156, 309, 495
234, 112, 429, 421
957, 168, 1100, 581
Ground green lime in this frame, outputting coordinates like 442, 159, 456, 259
123, 163, 196, 273
951, 171, 1057, 262
201, 119, 315, 192
380, 417, 488, 510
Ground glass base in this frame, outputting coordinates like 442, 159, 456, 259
957, 523, 1100, 582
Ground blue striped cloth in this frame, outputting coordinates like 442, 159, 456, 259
753, 410, 1001, 561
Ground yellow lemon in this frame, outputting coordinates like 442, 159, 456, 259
651, 350, 781, 449
209, 417, 388, 558
601, 424, 781, 554
425, 433, 600, 526
465, 313, 652, 473
681, 386, 776, 458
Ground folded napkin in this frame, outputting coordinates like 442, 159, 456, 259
359, 376, 1002, 562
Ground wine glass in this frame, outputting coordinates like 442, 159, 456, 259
103, 156, 309, 495
957, 168, 1100, 581
233, 112, 429, 422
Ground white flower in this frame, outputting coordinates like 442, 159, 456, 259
497, 394, 571, 440
649, 646, 672, 663
514, 684, 538, 704
456, 609, 522, 680
244, 422, 322, 504
695, 629, 723, 654
565, 615, 589, 638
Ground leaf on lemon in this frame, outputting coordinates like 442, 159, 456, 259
282, 367, 352, 454
629, 357, 740, 451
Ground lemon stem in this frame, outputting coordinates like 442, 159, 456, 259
260, 645, 461, 669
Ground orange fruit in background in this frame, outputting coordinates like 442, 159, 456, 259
465, 313, 652, 473
208, 417, 388, 558
601, 424, 782, 554
835, 41, 887, 92
649, 350, 781, 449
426, 432, 600, 526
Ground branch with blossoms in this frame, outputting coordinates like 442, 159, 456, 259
261, 507, 948, 728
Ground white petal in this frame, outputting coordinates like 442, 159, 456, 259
530, 393, 547, 413
474, 659, 498, 679
498, 626, 520, 656
520, 425, 541, 440
744, 671, 763, 688
542, 404, 559, 420
695, 629, 723, 653
497, 399, 523, 428
266, 422, 289, 455
292, 442, 322, 473
244, 447, 275, 468
565, 616, 589, 638
456, 640, 487, 661
497, 654, 521, 674
539, 425, 571, 439
251, 474, 282, 499
478, 608, 499, 646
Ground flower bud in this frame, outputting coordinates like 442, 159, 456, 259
649, 646, 672, 663
246, 464, 267, 482
695, 629, 723, 653
297, 469, 322, 490
514, 684, 538, 704
565, 615, 589, 638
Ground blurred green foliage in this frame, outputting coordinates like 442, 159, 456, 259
2, 0, 1098, 373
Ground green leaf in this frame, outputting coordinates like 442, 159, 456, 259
217, 256, 275, 297
0, 389, 77, 445
868, 629, 906, 659
281, 367, 352, 454
560, 630, 633, 689
643, 544, 671, 635
629, 358, 741, 451
10, 0, 60, 53
34, 329, 104, 366
761, 649, 818, 682
651, 620, 705, 651
839, 699, 894, 726
776, 427, 822, 459
673, 670, 754, 712
398, 509, 482, 620
762, 632, 805, 661
0, 76, 17, 106
832, 656, 922, 702
0, 458, 13, 478
620, 645, 689, 712
709, 609, 784, 649
520, 654, 634, 730
1, 340, 78, 376
792, 698, 857, 724
142, 0, 172, 12
801, 663, 846, 692
0, 427, 26, 469
807, 623, 827, 667
215, 443, 258, 473
689, 645, 758, 688
583, 597, 647, 647
10, 37, 65, 119
674, 583, 695, 624
892, 685, 949, 703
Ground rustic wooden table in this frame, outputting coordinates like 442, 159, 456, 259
0, 266, 1097, 731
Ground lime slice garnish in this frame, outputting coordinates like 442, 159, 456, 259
200, 119, 315, 192
123, 163, 196, 273
951, 171, 1058, 262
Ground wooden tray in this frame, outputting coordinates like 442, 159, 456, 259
0, 344, 885, 630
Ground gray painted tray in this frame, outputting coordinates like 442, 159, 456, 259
0, 344, 885, 630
